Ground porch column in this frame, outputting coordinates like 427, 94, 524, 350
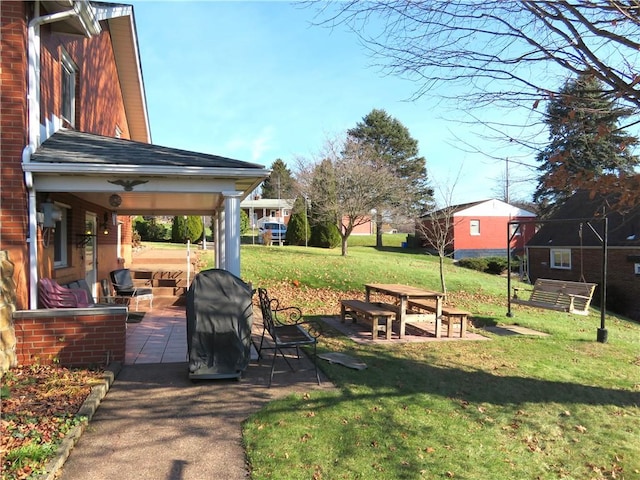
223, 191, 243, 277
217, 210, 225, 270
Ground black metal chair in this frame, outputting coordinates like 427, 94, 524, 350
109, 268, 153, 310
257, 288, 320, 387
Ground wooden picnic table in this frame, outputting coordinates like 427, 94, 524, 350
364, 283, 445, 338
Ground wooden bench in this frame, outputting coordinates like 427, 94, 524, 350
511, 278, 596, 316
340, 300, 397, 340
407, 299, 470, 338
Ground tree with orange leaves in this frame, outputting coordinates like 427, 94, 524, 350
533, 74, 638, 216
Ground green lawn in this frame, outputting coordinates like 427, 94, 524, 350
233, 239, 640, 480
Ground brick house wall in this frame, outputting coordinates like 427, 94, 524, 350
0, 4, 135, 309
38, 193, 123, 288
453, 215, 534, 254
12, 307, 128, 367
1, 2, 30, 308
528, 246, 640, 320
350, 219, 373, 235
40, 23, 131, 137
418, 200, 536, 259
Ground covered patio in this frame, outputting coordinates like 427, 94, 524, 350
23, 128, 270, 309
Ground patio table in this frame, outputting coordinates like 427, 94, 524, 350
364, 283, 445, 338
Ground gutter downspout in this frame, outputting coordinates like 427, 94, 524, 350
22, 2, 99, 309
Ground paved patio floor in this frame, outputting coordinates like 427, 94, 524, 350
125, 306, 188, 364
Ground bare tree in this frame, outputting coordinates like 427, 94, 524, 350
312, 1, 640, 113
311, 1, 640, 208
301, 136, 402, 256
414, 172, 463, 297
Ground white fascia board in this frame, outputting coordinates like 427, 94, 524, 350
93, 4, 151, 143
92, 4, 133, 21
22, 162, 271, 178
32, 175, 238, 193
76, 1, 101, 36
240, 199, 295, 208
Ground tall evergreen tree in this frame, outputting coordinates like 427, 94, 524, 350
261, 159, 295, 199
308, 158, 341, 249
348, 109, 431, 247
309, 158, 339, 227
285, 197, 311, 246
171, 215, 203, 243
534, 74, 639, 216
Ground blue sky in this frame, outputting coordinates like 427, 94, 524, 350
130, 1, 537, 205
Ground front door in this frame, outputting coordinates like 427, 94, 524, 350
84, 212, 97, 301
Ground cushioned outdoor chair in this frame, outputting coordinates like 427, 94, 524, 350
38, 278, 93, 309
109, 269, 153, 310
64, 279, 97, 304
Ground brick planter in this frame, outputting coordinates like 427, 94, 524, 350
12, 306, 128, 367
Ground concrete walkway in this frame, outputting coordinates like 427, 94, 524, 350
58, 310, 332, 480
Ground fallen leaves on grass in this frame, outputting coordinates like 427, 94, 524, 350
252, 282, 361, 316
1, 364, 104, 479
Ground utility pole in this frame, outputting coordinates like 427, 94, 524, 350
505, 157, 510, 204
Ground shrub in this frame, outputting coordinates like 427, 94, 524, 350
458, 256, 509, 275
240, 210, 250, 235
135, 217, 169, 242
457, 257, 488, 272
261, 229, 272, 246
132, 228, 141, 248
486, 258, 508, 275
310, 221, 341, 249
286, 198, 310, 246
171, 216, 203, 243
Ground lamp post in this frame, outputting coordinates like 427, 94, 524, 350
303, 194, 309, 248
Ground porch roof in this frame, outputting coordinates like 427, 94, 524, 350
24, 129, 270, 215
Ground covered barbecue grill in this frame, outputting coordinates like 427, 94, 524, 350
186, 268, 253, 380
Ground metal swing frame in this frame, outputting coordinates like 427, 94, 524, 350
506, 216, 609, 343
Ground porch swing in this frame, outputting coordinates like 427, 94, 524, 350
510, 222, 598, 316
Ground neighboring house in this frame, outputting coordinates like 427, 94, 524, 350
525, 191, 640, 321
348, 218, 374, 236
1, 1, 270, 311
418, 199, 537, 259
240, 197, 375, 235
241, 198, 294, 227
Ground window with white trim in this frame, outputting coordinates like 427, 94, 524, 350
550, 248, 571, 270
470, 219, 480, 236
61, 50, 77, 127
53, 205, 69, 268
634, 263, 640, 275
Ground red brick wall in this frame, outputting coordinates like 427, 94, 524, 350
528, 246, 640, 320
1, 7, 134, 308
40, 22, 131, 137
40, 193, 122, 288
0, 2, 30, 308
13, 308, 127, 367
453, 215, 535, 251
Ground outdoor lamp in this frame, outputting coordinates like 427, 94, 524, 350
101, 212, 110, 235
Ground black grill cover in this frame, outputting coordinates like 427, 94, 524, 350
186, 269, 253, 379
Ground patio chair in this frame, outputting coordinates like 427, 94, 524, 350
100, 278, 116, 303
109, 269, 153, 310
64, 278, 97, 304
257, 288, 320, 387
38, 278, 93, 309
